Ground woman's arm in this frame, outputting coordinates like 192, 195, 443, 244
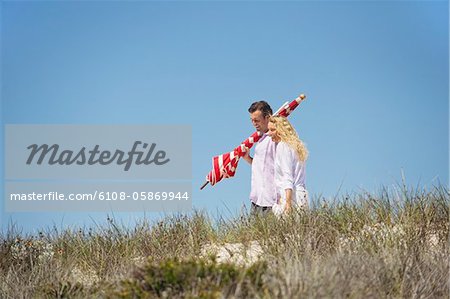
277, 143, 296, 214
285, 188, 293, 213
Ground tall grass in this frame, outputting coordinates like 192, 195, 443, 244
0, 185, 448, 298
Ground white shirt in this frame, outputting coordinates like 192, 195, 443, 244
274, 141, 306, 196
249, 133, 277, 207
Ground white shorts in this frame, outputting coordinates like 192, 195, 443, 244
272, 186, 308, 217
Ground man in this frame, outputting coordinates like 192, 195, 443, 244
243, 101, 277, 213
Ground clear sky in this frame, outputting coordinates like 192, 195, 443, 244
1, 1, 448, 234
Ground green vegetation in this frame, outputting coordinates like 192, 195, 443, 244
1, 185, 448, 298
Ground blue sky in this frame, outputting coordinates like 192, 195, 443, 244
1, 1, 448, 234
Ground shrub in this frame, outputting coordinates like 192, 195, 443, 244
114, 257, 267, 298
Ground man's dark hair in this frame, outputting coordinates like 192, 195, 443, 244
248, 101, 273, 117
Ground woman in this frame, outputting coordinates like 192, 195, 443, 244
267, 116, 309, 217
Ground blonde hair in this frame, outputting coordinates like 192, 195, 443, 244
269, 116, 308, 162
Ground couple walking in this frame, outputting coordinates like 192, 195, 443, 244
243, 100, 308, 217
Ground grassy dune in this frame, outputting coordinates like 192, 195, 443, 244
1, 185, 448, 298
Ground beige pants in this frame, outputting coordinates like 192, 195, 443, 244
272, 186, 308, 217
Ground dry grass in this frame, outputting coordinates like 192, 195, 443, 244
0, 185, 448, 298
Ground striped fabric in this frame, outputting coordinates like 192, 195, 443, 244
203, 94, 306, 188
277, 94, 305, 117
207, 131, 262, 186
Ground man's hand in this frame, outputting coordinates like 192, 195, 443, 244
242, 150, 253, 165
